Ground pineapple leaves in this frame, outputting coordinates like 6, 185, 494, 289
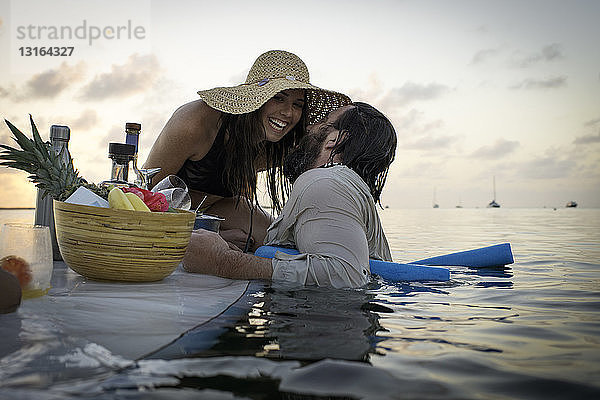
1, 116, 84, 199
30, 114, 50, 154
3, 119, 37, 154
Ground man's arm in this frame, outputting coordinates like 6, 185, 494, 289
182, 229, 272, 280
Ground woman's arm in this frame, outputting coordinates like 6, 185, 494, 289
143, 100, 222, 187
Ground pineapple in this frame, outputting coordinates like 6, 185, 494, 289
0, 115, 108, 201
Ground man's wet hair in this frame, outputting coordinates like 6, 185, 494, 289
328, 102, 397, 204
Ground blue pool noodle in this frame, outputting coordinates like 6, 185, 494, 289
368, 259, 450, 282
254, 246, 451, 282
255, 243, 514, 282
412, 243, 513, 268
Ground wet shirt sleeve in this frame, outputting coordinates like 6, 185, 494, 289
270, 175, 371, 288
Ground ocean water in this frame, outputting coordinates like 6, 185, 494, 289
1, 208, 599, 399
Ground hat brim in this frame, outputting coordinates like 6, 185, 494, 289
197, 78, 351, 125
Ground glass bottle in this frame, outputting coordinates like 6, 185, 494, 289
108, 143, 136, 182
124, 122, 143, 186
34, 124, 70, 261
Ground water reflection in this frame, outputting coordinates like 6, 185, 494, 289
463, 265, 513, 279
457, 265, 514, 289
379, 282, 450, 297
147, 268, 514, 364
148, 283, 388, 363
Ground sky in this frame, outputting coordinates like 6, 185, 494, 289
1, 0, 599, 209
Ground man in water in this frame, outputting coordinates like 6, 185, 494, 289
183, 102, 397, 288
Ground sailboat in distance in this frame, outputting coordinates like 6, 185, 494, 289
433, 187, 439, 208
487, 176, 500, 208
456, 196, 463, 208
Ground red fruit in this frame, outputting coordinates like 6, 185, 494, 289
122, 187, 144, 200
1, 255, 32, 288
145, 192, 169, 212
124, 187, 155, 202
138, 188, 156, 202
121, 186, 168, 211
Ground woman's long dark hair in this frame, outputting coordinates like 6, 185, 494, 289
220, 101, 306, 212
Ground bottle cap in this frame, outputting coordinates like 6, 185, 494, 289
108, 143, 136, 157
125, 122, 141, 131
50, 125, 70, 141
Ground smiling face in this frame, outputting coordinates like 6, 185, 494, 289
259, 89, 305, 142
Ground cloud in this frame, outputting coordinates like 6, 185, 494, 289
584, 117, 600, 127
0, 63, 86, 101
510, 43, 564, 68
471, 48, 500, 65
474, 25, 489, 34
519, 156, 576, 179
470, 138, 519, 159
402, 134, 456, 150
79, 54, 161, 100
392, 110, 454, 150
97, 124, 125, 148
397, 161, 445, 179
0, 84, 19, 102
379, 82, 451, 107
540, 44, 564, 60
347, 74, 384, 105
574, 133, 600, 145
510, 76, 567, 90
55, 109, 98, 131
395, 109, 443, 133
0, 85, 8, 97
26, 62, 87, 98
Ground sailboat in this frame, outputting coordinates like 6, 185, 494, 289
456, 196, 463, 208
487, 176, 500, 208
433, 187, 439, 208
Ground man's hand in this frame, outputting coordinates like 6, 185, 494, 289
182, 229, 273, 280
183, 229, 234, 275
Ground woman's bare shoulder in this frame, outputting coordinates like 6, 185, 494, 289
172, 100, 220, 129
162, 100, 220, 146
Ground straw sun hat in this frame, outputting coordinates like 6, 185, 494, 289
197, 50, 351, 125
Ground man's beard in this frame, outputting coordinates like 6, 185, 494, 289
283, 130, 329, 183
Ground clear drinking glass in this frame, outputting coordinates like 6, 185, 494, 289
0, 223, 53, 299
151, 175, 191, 210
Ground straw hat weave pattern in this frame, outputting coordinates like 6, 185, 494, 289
197, 50, 351, 125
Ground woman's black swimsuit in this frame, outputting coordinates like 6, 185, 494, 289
176, 128, 233, 197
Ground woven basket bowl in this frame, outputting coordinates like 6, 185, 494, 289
53, 200, 195, 282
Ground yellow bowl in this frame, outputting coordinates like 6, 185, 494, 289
53, 200, 195, 282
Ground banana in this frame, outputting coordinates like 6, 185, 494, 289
125, 192, 151, 212
108, 187, 135, 210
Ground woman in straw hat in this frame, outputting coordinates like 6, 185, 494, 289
143, 50, 350, 251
